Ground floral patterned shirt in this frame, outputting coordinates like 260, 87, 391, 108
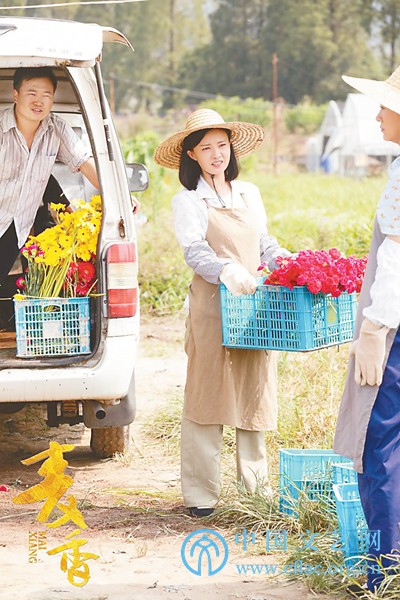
377, 155, 400, 236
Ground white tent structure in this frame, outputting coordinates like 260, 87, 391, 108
307, 93, 399, 176
306, 100, 342, 172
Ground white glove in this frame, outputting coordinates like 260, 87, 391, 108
220, 263, 258, 296
351, 319, 389, 386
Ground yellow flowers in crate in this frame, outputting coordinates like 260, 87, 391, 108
17, 196, 101, 298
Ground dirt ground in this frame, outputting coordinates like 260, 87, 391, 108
0, 315, 338, 600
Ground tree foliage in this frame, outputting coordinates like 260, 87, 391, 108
179, 0, 382, 105
0, 0, 397, 109
373, 0, 400, 72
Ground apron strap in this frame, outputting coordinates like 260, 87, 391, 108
202, 192, 248, 209
240, 192, 249, 208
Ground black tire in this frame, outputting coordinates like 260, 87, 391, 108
90, 425, 130, 458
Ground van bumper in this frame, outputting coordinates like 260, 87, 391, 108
0, 335, 138, 403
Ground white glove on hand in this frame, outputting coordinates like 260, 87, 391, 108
220, 263, 258, 296
351, 319, 389, 387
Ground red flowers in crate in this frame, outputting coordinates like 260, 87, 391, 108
64, 260, 96, 297
260, 248, 368, 297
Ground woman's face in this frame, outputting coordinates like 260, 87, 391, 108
376, 105, 400, 144
187, 128, 231, 177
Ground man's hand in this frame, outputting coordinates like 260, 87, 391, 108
220, 263, 258, 296
131, 195, 140, 214
352, 319, 389, 386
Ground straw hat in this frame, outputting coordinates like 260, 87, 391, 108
342, 65, 400, 115
154, 108, 264, 169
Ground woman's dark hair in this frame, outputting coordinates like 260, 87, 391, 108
179, 128, 239, 190
13, 67, 58, 92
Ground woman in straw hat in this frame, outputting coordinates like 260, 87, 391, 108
334, 67, 400, 596
154, 108, 290, 517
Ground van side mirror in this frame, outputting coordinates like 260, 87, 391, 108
126, 163, 149, 192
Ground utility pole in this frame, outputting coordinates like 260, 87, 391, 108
272, 52, 278, 175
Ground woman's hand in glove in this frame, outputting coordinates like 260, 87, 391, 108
351, 318, 389, 387
220, 263, 258, 296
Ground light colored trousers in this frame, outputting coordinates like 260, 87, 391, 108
181, 417, 268, 508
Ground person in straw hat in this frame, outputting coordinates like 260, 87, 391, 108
334, 67, 400, 596
154, 108, 291, 517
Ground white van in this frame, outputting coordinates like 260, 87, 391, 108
0, 17, 148, 457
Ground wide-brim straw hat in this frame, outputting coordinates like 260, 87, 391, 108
154, 108, 265, 169
342, 65, 400, 115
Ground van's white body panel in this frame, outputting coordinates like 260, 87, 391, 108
0, 17, 132, 63
0, 18, 140, 421
0, 334, 139, 402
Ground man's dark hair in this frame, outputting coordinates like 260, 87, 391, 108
13, 67, 57, 92
179, 128, 239, 190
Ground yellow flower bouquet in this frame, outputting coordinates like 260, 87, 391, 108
17, 195, 101, 299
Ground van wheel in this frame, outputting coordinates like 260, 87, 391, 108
90, 425, 130, 459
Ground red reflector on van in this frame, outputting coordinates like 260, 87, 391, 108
106, 242, 138, 318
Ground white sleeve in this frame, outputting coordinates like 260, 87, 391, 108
172, 189, 208, 248
363, 237, 400, 328
172, 190, 231, 284
54, 117, 91, 172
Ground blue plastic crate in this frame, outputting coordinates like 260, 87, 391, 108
14, 297, 91, 357
220, 281, 357, 352
332, 462, 358, 485
333, 482, 368, 564
279, 449, 353, 515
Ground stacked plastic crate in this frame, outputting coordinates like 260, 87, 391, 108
279, 449, 352, 515
279, 449, 368, 565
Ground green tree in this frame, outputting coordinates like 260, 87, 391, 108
178, 0, 268, 99
77, 0, 212, 112
373, 0, 400, 72
0, 0, 392, 110
262, 0, 381, 103
178, 0, 381, 104
0, 0, 82, 25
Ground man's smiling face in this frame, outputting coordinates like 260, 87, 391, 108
13, 77, 55, 125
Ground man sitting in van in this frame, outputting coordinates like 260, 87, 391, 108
0, 66, 99, 285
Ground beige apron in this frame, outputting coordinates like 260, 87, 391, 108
183, 198, 278, 431
333, 218, 397, 472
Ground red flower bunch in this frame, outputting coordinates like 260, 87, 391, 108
64, 260, 96, 296
260, 248, 367, 297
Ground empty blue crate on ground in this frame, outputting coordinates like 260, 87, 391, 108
332, 462, 358, 485
333, 482, 368, 565
220, 282, 357, 352
14, 297, 91, 358
279, 448, 353, 514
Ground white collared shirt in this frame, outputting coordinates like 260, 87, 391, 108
172, 176, 268, 248
0, 106, 91, 247
172, 176, 289, 284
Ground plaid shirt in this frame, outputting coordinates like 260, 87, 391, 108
0, 106, 90, 247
